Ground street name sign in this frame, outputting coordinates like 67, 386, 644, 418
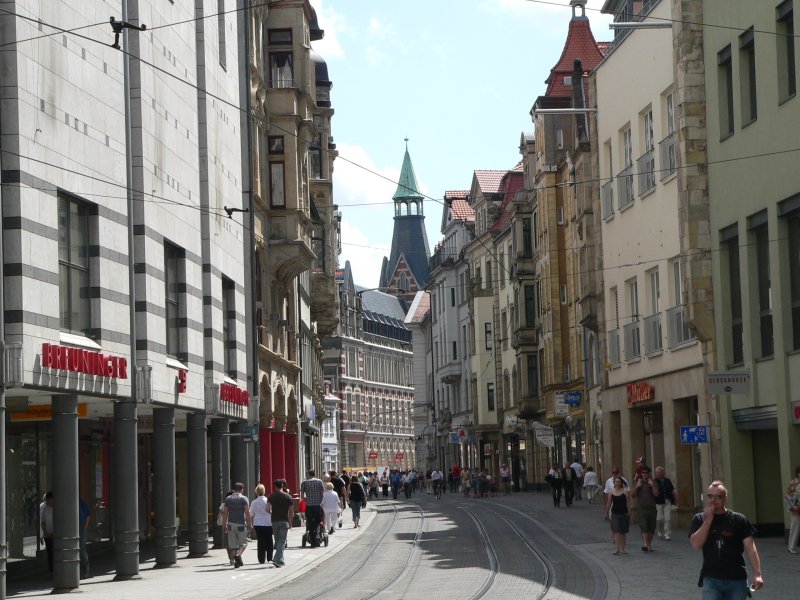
707, 371, 750, 395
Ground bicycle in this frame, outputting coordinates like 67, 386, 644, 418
434, 479, 443, 499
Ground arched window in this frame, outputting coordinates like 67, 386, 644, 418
399, 272, 408, 293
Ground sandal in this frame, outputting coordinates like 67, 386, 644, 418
612, 551, 620, 555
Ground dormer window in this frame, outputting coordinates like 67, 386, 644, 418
564, 75, 572, 86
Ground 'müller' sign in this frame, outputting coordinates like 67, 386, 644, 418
41, 343, 129, 379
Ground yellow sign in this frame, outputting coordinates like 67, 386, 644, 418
11, 403, 88, 421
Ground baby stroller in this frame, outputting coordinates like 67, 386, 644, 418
301, 504, 329, 548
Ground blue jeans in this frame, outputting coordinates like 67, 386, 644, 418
79, 527, 89, 576
702, 577, 749, 600
272, 521, 289, 564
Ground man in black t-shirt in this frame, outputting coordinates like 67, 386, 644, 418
689, 480, 764, 598
267, 480, 294, 568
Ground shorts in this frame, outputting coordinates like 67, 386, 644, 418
227, 523, 248, 550
637, 506, 657, 533
610, 513, 630, 534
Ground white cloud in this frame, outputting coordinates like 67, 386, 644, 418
334, 142, 400, 286
313, 0, 345, 59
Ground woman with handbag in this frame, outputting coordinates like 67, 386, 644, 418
348, 478, 367, 528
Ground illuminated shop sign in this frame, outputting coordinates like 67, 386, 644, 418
220, 382, 249, 406
41, 343, 128, 379
627, 381, 655, 407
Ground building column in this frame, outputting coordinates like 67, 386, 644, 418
186, 412, 208, 557
230, 422, 250, 492
259, 429, 272, 487
153, 408, 176, 566
210, 418, 230, 548
114, 397, 139, 579
284, 433, 298, 493
52, 396, 80, 591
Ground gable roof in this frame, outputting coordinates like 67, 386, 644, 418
545, 12, 605, 97
490, 171, 523, 234
404, 290, 430, 325
474, 170, 506, 195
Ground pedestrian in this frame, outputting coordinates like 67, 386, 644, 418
570, 459, 584, 500
267, 479, 293, 568
218, 489, 236, 565
402, 471, 412, 499
300, 469, 325, 541
562, 462, 577, 507
547, 463, 563, 507
348, 475, 367, 527
471, 467, 480, 498
39, 491, 54, 573
322, 482, 341, 534
390, 470, 401, 499
500, 464, 512, 496
462, 469, 471, 497
431, 467, 444, 497
633, 466, 658, 552
381, 471, 389, 498
604, 467, 628, 541
330, 470, 348, 504
79, 497, 91, 578
605, 476, 631, 555
221, 482, 253, 568
368, 472, 379, 500
654, 466, 677, 541
689, 480, 764, 597
425, 469, 433, 494
249, 484, 273, 565
447, 469, 454, 494
583, 466, 599, 503
786, 464, 800, 553
452, 464, 461, 493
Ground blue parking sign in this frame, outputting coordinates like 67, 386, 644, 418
680, 426, 708, 444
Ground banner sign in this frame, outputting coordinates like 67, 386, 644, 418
533, 423, 554, 448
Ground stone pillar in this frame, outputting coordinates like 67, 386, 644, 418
187, 412, 209, 556
153, 408, 177, 566
230, 421, 247, 489
52, 396, 79, 590
210, 419, 229, 548
113, 398, 139, 579
260, 429, 272, 488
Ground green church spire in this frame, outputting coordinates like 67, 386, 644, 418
393, 143, 424, 202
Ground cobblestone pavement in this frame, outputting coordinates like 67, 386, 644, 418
8, 489, 796, 599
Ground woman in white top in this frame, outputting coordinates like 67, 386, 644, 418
321, 482, 342, 534
583, 466, 600, 504
249, 483, 273, 564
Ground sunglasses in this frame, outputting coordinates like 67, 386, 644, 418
706, 493, 725, 500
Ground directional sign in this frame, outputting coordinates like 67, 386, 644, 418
564, 391, 582, 406
680, 425, 708, 444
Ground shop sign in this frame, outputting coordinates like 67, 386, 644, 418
533, 422, 554, 448
368, 451, 378, 460
41, 343, 128, 379
554, 392, 568, 417
395, 451, 404, 460
220, 383, 249, 406
707, 371, 750, 395
564, 391, 582, 406
11, 403, 88, 421
627, 381, 655, 407
792, 401, 800, 425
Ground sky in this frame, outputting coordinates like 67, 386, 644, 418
312, 0, 613, 288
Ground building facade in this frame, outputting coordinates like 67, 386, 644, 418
704, 0, 800, 536
1, 0, 251, 588
596, 0, 715, 522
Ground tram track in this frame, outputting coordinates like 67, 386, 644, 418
295, 501, 426, 600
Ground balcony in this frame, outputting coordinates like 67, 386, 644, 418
511, 330, 539, 349
637, 148, 656, 196
623, 320, 641, 361
267, 213, 315, 283
470, 277, 493, 298
608, 328, 621, 365
659, 132, 677, 180
429, 247, 457, 271
617, 165, 634, 210
643, 312, 662, 355
601, 179, 614, 220
666, 304, 695, 347
517, 394, 545, 420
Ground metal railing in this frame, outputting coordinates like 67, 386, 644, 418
659, 132, 677, 179
666, 304, 695, 347
623, 320, 641, 361
617, 165, 634, 210
637, 148, 656, 195
608, 328, 621, 365
644, 312, 662, 355
601, 179, 614, 220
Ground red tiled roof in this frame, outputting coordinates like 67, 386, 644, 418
490, 172, 523, 233
545, 17, 604, 97
474, 170, 506, 194
511, 160, 524, 172
450, 198, 475, 222
405, 291, 430, 324
444, 190, 469, 200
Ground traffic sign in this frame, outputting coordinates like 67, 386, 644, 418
680, 425, 708, 444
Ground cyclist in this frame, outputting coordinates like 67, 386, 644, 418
431, 468, 444, 499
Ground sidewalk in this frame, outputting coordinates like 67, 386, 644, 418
8, 508, 376, 600
486, 488, 795, 600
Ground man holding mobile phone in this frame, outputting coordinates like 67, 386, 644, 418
689, 480, 763, 598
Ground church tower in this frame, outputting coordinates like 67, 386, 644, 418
379, 143, 430, 310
